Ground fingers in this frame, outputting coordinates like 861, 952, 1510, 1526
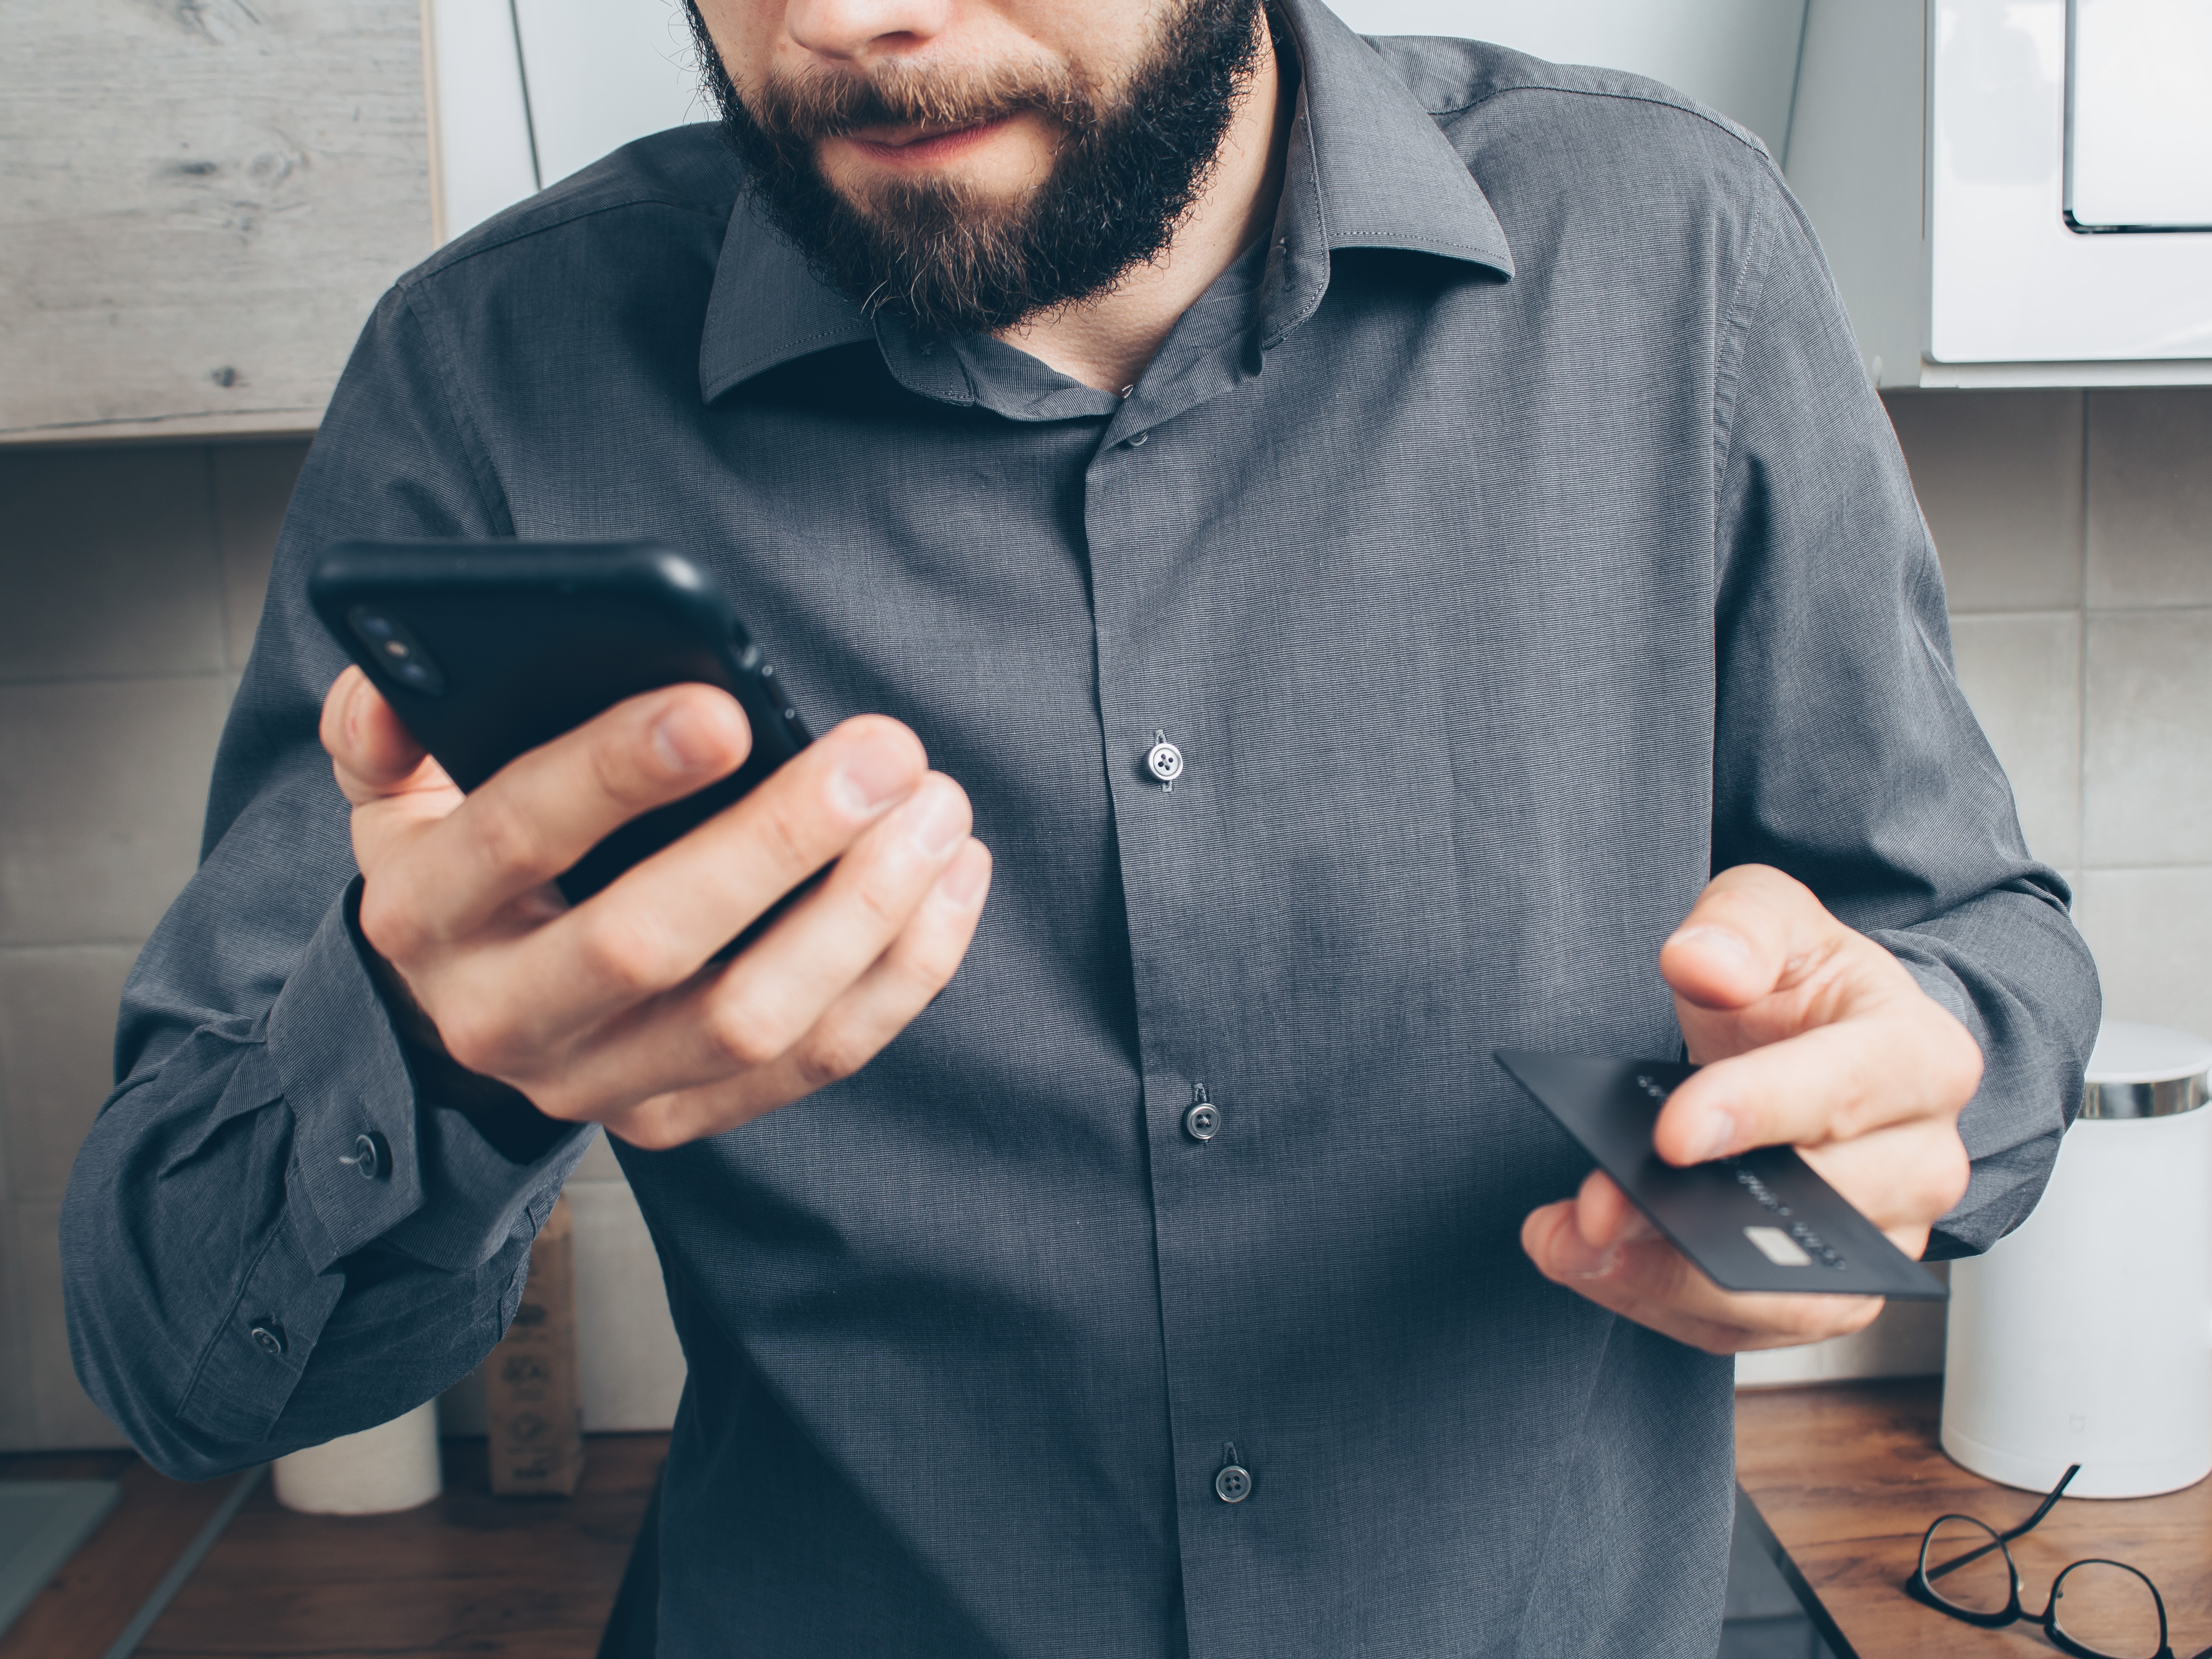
543, 716, 931, 999
322, 668, 442, 804
597, 838, 994, 1148
1522, 1172, 1887, 1354
1655, 1011, 1981, 1167
1651, 864, 1984, 1165
1657, 863, 1829, 1014
525, 774, 977, 1095
397, 684, 758, 939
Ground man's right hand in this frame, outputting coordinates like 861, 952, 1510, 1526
320, 668, 992, 1150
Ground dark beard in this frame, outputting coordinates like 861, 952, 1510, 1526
683, 0, 1267, 336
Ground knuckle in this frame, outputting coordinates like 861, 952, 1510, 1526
435, 1008, 510, 1077
705, 998, 788, 1072
896, 920, 969, 994
588, 732, 658, 809
1928, 1134, 1973, 1212
572, 910, 671, 997
357, 880, 428, 963
756, 795, 818, 880
471, 797, 558, 883
848, 867, 910, 934
794, 1024, 872, 1092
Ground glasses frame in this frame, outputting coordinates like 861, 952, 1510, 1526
1904, 1463, 2209, 1659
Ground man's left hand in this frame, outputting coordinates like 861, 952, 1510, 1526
1520, 864, 1984, 1352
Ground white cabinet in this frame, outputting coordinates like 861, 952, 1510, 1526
1788, 0, 2212, 387
2066, 0, 2212, 231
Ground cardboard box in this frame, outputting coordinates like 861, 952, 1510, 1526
484, 1194, 586, 1496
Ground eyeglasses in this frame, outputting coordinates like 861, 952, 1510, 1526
1905, 1464, 2212, 1659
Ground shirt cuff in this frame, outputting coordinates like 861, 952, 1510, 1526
267, 881, 588, 1277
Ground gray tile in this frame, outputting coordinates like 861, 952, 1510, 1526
0, 677, 229, 946
13, 1204, 129, 1449
2082, 611, 2212, 868
2073, 867, 2212, 1039
1949, 613, 2081, 868
2087, 389, 2212, 608
212, 440, 309, 670
0, 445, 225, 685
569, 1127, 625, 1184
1886, 389, 2083, 613
0, 947, 137, 1206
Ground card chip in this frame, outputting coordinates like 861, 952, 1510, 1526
1743, 1225, 1814, 1267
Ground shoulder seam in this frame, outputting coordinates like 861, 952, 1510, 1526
1425, 81, 1769, 160
1711, 189, 1782, 536
389, 287, 517, 538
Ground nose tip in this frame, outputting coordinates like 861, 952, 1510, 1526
782, 0, 952, 61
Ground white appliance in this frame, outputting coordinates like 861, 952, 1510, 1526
1787, 0, 2212, 387
1942, 1021, 2212, 1498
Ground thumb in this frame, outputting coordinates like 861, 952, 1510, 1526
1658, 864, 1828, 1011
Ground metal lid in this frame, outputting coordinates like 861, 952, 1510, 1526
2081, 1021, 2212, 1119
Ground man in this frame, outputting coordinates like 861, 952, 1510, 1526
63, 0, 2097, 1653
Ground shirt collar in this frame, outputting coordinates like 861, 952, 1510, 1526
697, 0, 1513, 404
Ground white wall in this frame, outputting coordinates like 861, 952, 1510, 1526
1320, 0, 1811, 151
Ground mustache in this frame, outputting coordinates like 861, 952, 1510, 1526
740, 60, 1091, 147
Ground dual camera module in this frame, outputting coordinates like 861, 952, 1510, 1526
347, 607, 447, 695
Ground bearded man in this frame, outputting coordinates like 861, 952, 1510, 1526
64, 1, 2097, 1655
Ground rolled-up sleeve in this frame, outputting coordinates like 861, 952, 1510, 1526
61, 284, 591, 1480
1708, 180, 2101, 1257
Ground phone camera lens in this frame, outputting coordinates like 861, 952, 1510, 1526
346, 606, 446, 697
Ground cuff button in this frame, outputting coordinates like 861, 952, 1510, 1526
249, 1322, 287, 1357
340, 1131, 389, 1181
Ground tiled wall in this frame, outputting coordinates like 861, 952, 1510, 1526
2, 388, 2206, 1447
0, 438, 673, 1449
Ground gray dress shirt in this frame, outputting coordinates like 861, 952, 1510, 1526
63, 2, 2099, 1654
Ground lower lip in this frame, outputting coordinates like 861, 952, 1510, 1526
842, 117, 1014, 168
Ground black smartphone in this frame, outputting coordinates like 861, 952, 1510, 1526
1495, 1050, 1947, 1300
309, 540, 814, 906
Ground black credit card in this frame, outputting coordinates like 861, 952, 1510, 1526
1495, 1051, 1946, 1301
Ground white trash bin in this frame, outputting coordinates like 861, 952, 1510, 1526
271, 1398, 444, 1515
1941, 1021, 2212, 1498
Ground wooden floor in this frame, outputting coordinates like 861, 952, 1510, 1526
0, 1435, 662, 1659
1738, 1378, 2212, 1659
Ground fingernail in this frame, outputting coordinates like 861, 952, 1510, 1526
651, 704, 725, 774
906, 785, 966, 860
1667, 924, 1756, 966
935, 843, 990, 906
1690, 1109, 1739, 1163
828, 742, 912, 817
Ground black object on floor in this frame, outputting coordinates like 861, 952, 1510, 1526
1720, 1487, 1841, 1659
